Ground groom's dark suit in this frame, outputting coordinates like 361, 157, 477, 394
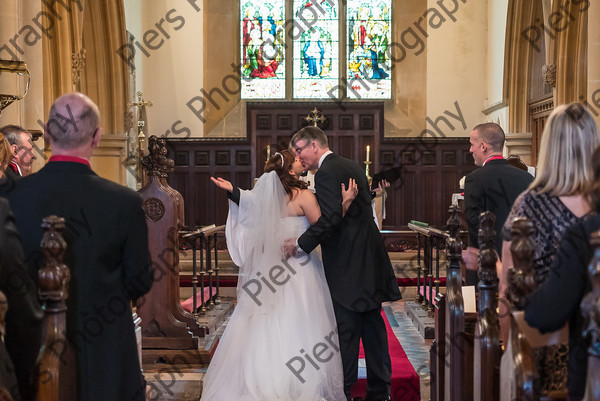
298, 153, 401, 399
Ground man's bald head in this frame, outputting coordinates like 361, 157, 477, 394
46, 92, 100, 150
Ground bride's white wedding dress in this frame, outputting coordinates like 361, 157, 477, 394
200, 172, 345, 401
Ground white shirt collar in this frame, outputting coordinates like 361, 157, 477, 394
318, 150, 333, 169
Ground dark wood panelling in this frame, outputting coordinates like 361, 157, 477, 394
377, 138, 477, 230
248, 102, 384, 179
166, 113, 477, 230
166, 138, 251, 227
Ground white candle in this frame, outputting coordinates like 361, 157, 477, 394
366, 145, 370, 162
267, 145, 271, 160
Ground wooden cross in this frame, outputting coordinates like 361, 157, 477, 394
305, 108, 325, 127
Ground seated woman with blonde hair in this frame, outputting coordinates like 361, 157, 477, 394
499, 103, 600, 394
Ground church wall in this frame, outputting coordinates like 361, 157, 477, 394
0, 0, 46, 173
587, 1, 600, 129
426, 0, 488, 138
486, 0, 508, 109
123, 0, 433, 139
123, 0, 205, 139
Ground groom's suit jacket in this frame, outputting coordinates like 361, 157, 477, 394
298, 153, 401, 312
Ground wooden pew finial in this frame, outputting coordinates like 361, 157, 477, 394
141, 135, 175, 177
478, 211, 498, 285
39, 215, 70, 302
506, 217, 536, 309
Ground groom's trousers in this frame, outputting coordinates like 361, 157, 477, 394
333, 300, 391, 400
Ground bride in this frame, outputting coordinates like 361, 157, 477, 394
202, 150, 357, 401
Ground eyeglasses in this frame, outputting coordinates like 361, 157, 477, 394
293, 140, 312, 155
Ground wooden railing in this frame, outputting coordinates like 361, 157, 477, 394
180, 225, 226, 314
407, 222, 447, 314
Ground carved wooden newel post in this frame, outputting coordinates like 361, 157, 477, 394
505, 217, 537, 401
137, 136, 205, 363
36, 216, 77, 401
474, 211, 500, 401
581, 230, 600, 400
444, 205, 466, 401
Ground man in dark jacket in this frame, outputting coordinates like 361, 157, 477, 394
3, 92, 153, 401
289, 126, 401, 401
463, 122, 533, 285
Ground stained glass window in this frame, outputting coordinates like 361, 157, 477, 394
292, 0, 339, 99
240, 1, 286, 99
239, 0, 392, 100
346, 0, 392, 99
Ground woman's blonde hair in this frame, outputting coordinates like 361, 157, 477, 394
0, 133, 11, 173
530, 103, 600, 196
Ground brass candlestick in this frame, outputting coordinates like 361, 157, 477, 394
365, 145, 372, 186
137, 120, 145, 173
364, 160, 372, 186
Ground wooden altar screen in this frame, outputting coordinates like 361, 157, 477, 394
166, 102, 477, 234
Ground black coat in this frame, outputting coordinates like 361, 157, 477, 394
298, 153, 401, 312
464, 159, 533, 255
0, 198, 42, 401
524, 214, 598, 398
3, 161, 153, 401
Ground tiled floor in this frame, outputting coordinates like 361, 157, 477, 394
151, 250, 436, 400
385, 300, 432, 401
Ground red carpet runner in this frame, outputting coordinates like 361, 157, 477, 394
351, 309, 420, 401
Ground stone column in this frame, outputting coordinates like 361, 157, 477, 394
504, 132, 533, 165
588, 2, 600, 128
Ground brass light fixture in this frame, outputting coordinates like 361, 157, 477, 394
0, 60, 30, 116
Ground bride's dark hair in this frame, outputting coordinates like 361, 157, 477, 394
264, 149, 308, 199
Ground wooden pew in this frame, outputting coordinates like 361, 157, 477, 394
581, 230, 600, 400
473, 211, 500, 401
36, 215, 77, 401
500, 217, 567, 401
443, 205, 476, 401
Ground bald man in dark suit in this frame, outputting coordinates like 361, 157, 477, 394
2, 92, 153, 401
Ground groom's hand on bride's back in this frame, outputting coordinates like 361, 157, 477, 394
283, 238, 300, 258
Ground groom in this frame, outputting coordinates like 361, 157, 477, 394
287, 126, 402, 401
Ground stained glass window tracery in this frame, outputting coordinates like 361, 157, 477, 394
239, 0, 392, 100
240, 1, 286, 99
292, 0, 339, 99
346, 0, 392, 99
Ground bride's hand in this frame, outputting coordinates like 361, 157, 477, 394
341, 178, 358, 203
211, 177, 233, 192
